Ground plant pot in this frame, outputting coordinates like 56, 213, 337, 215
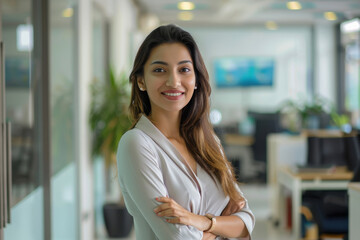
304, 115, 320, 129
103, 203, 133, 238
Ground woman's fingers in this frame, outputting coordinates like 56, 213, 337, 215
221, 198, 246, 216
154, 197, 181, 215
154, 197, 179, 213
222, 205, 233, 216
155, 196, 171, 203
154, 196, 193, 225
154, 203, 171, 213
156, 208, 178, 217
154, 197, 209, 231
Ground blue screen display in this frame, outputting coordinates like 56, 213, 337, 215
214, 57, 275, 88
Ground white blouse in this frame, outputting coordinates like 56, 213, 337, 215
117, 115, 255, 240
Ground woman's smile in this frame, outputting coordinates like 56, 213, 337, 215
162, 90, 185, 100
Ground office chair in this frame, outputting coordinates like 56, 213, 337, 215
302, 135, 360, 238
213, 125, 242, 181
247, 111, 282, 182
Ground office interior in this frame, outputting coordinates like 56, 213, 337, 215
0, 0, 360, 240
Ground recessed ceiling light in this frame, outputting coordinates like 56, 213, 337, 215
341, 18, 360, 33
178, 11, 193, 21
62, 7, 73, 18
324, 12, 337, 21
266, 21, 278, 30
287, 1, 302, 10
16, 24, 33, 51
177, 2, 195, 11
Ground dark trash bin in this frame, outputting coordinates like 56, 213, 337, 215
103, 203, 133, 238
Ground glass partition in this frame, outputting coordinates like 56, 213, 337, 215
2, 0, 45, 239
50, 0, 78, 239
2, 0, 38, 206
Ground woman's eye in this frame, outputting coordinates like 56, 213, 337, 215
153, 68, 165, 73
180, 67, 191, 73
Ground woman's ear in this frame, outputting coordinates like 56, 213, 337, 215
137, 77, 146, 91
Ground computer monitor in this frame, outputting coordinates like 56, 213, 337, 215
307, 136, 359, 170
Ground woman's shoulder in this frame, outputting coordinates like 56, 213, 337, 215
119, 128, 151, 147
117, 128, 158, 166
118, 128, 159, 156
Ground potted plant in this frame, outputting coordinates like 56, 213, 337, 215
331, 111, 352, 133
298, 96, 330, 129
278, 99, 302, 134
89, 68, 133, 238
278, 96, 332, 131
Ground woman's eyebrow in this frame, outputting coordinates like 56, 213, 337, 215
150, 60, 193, 65
151, 60, 167, 65
178, 60, 192, 65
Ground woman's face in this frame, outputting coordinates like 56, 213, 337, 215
138, 43, 196, 117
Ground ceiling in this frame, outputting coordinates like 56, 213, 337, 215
136, 0, 360, 27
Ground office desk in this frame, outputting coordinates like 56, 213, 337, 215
267, 134, 306, 224
223, 134, 255, 180
277, 167, 353, 240
348, 183, 360, 240
224, 133, 254, 146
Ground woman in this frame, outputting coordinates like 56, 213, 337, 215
117, 24, 255, 240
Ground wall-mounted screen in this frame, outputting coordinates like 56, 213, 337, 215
214, 57, 275, 88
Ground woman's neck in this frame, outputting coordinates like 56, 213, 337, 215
147, 112, 182, 140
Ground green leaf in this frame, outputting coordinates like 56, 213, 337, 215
89, 67, 132, 163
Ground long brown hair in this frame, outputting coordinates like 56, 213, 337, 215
128, 24, 241, 201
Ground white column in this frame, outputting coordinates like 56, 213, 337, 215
77, 0, 94, 239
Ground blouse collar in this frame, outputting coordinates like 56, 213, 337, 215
135, 115, 202, 193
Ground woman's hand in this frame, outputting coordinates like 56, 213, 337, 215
202, 232, 217, 240
221, 197, 246, 216
154, 197, 211, 231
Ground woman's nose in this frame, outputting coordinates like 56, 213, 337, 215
166, 72, 181, 88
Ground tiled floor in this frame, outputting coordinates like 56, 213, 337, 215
96, 184, 292, 240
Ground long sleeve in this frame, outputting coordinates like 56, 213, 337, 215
230, 183, 256, 239
215, 134, 256, 238
117, 130, 203, 240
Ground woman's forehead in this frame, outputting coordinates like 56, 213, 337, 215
146, 43, 192, 64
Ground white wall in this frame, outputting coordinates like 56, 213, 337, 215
187, 26, 312, 123
314, 24, 336, 103
111, 0, 139, 75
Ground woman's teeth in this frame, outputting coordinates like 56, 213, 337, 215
163, 92, 182, 96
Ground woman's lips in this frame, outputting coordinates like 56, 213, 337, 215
162, 90, 184, 100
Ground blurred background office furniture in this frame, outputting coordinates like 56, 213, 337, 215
277, 166, 353, 240
248, 111, 282, 182
223, 133, 256, 182
11, 124, 36, 200
301, 134, 360, 239
306, 134, 359, 169
267, 133, 307, 225
214, 110, 284, 183
348, 183, 360, 240
103, 203, 133, 238
213, 125, 257, 182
